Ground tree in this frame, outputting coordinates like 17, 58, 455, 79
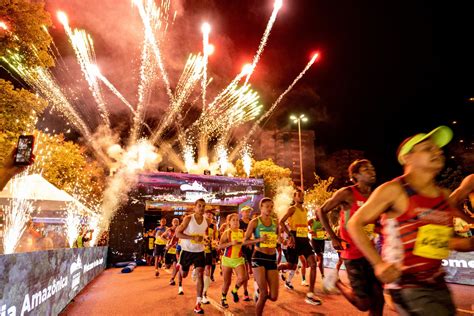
304, 174, 337, 224
0, 0, 54, 68
235, 158, 293, 198
30, 131, 105, 207
0, 79, 48, 165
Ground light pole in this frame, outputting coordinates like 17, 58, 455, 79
290, 114, 308, 190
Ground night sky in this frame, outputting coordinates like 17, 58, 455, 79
3, 1, 474, 183
208, 1, 474, 181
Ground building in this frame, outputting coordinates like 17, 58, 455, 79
252, 128, 316, 189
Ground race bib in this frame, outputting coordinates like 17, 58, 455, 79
413, 224, 452, 260
260, 232, 277, 248
316, 231, 326, 239
296, 227, 309, 238
190, 234, 204, 244
231, 231, 243, 243
167, 247, 176, 254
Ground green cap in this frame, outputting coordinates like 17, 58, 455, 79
396, 125, 453, 165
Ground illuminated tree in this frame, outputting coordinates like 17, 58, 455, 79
0, 0, 54, 68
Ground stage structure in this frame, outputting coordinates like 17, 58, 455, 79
108, 172, 265, 263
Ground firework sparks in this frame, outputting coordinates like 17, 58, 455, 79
216, 144, 229, 175
0, 21, 8, 31
241, 145, 253, 177
2, 175, 35, 254
65, 201, 83, 248
88, 211, 101, 246
201, 22, 211, 111
183, 142, 195, 172
244, 0, 283, 85
230, 53, 319, 161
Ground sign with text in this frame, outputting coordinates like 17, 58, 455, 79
0, 247, 107, 316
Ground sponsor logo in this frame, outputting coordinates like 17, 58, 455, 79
442, 259, 474, 269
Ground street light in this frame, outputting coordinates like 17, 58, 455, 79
290, 114, 308, 190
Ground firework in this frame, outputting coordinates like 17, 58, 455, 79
64, 201, 83, 248
216, 144, 229, 175
2, 175, 35, 254
201, 22, 211, 111
183, 142, 195, 172
241, 145, 253, 177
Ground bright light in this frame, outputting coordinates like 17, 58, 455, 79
87, 64, 100, 75
205, 44, 215, 55
57, 11, 69, 26
312, 52, 319, 62
201, 22, 211, 34
274, 0, 283, 10
290, 115, 297, 120
302, 117, 308, 122
242, 63, 253, 75
0, 21, 8, 31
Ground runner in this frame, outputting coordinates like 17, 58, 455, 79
308, 214, 327, 279
239, 206, 253, 301
144, 229, 155, 265
347, 126, 474, 315
243, 197, 280, 316
218, 213, 249, 308
277, 189, 322, 305
175, 199, 210, 314
163, 218, 180, 285
202, 209, 218, 304
317, 159, 384, 315
153, 218, 168, 277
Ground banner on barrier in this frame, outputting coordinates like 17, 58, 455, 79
0, 247, 107, 316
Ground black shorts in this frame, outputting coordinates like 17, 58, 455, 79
343, 257, 383, 300
251, 251, 277, 270
153, 244, 166, 257
311, 239, 325, 254
178, 250, 205, 272
389, 286, 455, 315
165, 252, 177, 265
205, 252, 213, 266
285, 232, 315, 265
146, 248, 154, 256
242, 245, 253, 263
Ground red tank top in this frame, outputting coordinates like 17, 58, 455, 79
339, 185, 368, 259
381, 177, 454, 289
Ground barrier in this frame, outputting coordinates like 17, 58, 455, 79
322, 241, 474, 285
0, 246, 107, 316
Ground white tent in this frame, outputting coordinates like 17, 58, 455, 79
0, 174, 91, 212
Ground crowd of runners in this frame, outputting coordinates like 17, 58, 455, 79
143, 125, 474, 315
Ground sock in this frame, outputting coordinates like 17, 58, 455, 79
222, 292, 227, 299
179, 281, 182, 286
197, 297, 202, 304
203, 275, 211, 294
287, 270, 295, 283
232, 284, 241, 293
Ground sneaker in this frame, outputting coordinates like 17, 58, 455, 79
280, 271, 286, 281
221, 298, 229, 308
305, 293, 322, 306
231, 290, 239, 303
169, 279, 176, 286
194, 303, 204, 314
243, 295, 251, 302
201, 296, 210, 304
284, 281, 294, 290
155, 270, 160, 277
178, 286, 184, 295
301, 280, 308, 287
322, 271, 338, 294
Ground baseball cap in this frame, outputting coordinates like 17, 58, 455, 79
397, 125, 453, 165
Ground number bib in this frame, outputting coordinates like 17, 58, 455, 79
413, 224, 452, 260
260, 232, 277, 248
231, 231, 243, 243
316, 231, 326, 239
167, 247, 177, 255
296, 226, 309, 238
191, 234, 204, 244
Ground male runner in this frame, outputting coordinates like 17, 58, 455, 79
176, 199, 211, 314
153, 218, 168, 277
278, 189, 322, 305
318, 159, 384, 315
347, 126, 474, 315
239, 206, 253, 301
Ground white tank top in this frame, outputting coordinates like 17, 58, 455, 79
181, 214, 207, 253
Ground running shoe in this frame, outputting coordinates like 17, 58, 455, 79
301, 280, 308, 287
169, 279, 176, 286
201, 296, 210, 304
305, 293, 322, 306
194, 303, 204, 314
231, 290, 239, 303
242, 295, 251, 302
155, 270, 160, 277
322, 270, 338, 294
178, 286, 184, 295
280, 271, 286, 281
221, 298, 229, 308
284, 281, 294, 290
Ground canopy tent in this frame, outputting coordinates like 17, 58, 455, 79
0, 174, 92, 213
